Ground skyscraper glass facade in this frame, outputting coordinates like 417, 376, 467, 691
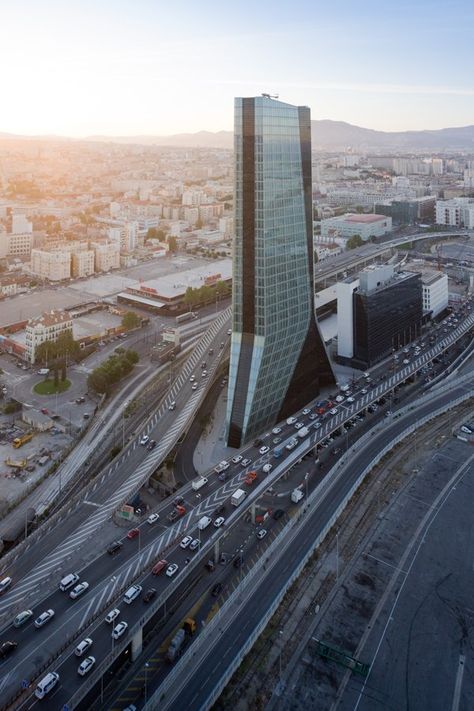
227, 96, 334, 447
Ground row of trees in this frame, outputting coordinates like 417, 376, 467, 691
35, 330, 80, 365
183, 280, 231, 309
87, 348, 139, 394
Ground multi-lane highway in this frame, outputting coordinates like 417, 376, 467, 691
0, 302, 472, 709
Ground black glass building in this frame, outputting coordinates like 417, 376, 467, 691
226, 96, 335, 448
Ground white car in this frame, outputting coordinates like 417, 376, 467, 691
335, 395, 345, 403
70, 582, 89, 600
166, 563, 179, 577
190, 375, 195, 382
302, 408, 311, 415
112, 621, 128, 640
346, 396, 355, 403
329, 408, 338, 415
214, 516, 225, 528
232, 454, 243, 464
241, 458, 252, 467
313, 421, 322, 429
294, 422, 303, 430
140, 434, 149, 446
147, 513, 159, 524
75, 638, 93, 657
286, 416, 297, 425
360, 388, 368, 394
191, 383, 198, 391
262, 463, 272, 473
256, 529, 267, 540
180, 535, 193, 549
105, 608, 120, 624
259, 446, 270, 455
35, 609, 55, 628
168, 401, 176, 411
272, 427, 282, 435
403, 359, 410, 364
227, 329, 232, 335
78, 656, 95, 676
189, 539, 200, 551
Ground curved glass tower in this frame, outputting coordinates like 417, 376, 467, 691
226, 96, 335, 448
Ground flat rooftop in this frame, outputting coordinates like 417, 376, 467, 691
128, 258, 232, 300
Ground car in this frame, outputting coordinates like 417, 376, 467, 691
152, 560, 168, 575
168, 510, 179, 523
166, 563, 179, 577
273, 509, 285, 520
241, 458, 252, 467
147, 513, 159, 524
168, 401, 176, 410
0, 641, 17, 659
259, 446, 270, 455
189, 539, 200, 551
272, 427, 282, 434
403, 359, 410, 364
190, 375, 195, 382
147, 439, 157, 450
143, 588, 157, 603
335, 395, 345, 403
367, 405, 375, 413
140, 434, 149, 446
13, 609, 33, 628
214, 516, 225, 528
40, 407, 49, 415
180, 535, 193, 549
360, 388, 367, 394
256, 528, 267, 540
214, 504, 226, 515
232, 454, 243, 464
211, 582, 223, 597
70, 582, 89, 600
346, 396, 355, 403
308, 412, 317, 420
273, 437, 282, 444
312, 421, 322, 429
127, 528, 140, 540
105, 608, 120, 624
262, 463, 272, 473
202, 370, 208, 377
112, 621, 128, 640
227, 328, 232, 335
461, 425, 474, 434
233, 555, 244, 569
83, 412, 90, 419
78, 655, 96, 676
294, 422, 303, 429
174, 495, 185, 506
286, 416, 297, 425
192, 383, 198, 390
107, 541, 123, 555
218, 471, 229, 482
329, 408, 338, 415
75, 638, 93, 657
124, 585, 142, 604
286, 438, 298, 450
302, 408, 311, 415
35, 609, 55, 628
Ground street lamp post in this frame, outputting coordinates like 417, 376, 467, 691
336, 530, 339, 582
145, 662, 149, 702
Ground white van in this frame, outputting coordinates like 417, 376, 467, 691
35, 671, 59, 699
0, 577, 12, 594
198, 516, 212, 530
123, 585, 142, 604
59, 573, 79, 592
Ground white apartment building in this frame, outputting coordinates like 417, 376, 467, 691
314, 241, 343, 261
4, 232, 33, 257
91, 241, 120, 272
71, 249, 95, 277
30, 249, 71, 281
25, 310, 73, 364
11, 213, 32, 234
421, 272, 448, 318
336, 277, 359, 358
219, 216, 234, 238
435, 198, 474, 227
321, 214, 392, 242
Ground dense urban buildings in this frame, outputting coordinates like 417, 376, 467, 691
226, 96, 334, 448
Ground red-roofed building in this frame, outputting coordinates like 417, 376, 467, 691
321, 213, 392, 242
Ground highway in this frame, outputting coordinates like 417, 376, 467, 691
0, 303, 471, 709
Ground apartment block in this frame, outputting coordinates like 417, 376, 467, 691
25, 310, 73, 363
30, 249, 71, 281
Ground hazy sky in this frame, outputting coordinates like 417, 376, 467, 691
1, 0, 473, 136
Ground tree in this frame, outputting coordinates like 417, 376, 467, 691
145, 227, 158, 241
121, 311, 141, 330
346, 234, 364, 250
167, 235, 178, 253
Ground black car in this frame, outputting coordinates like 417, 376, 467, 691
147, 440, 157, 451
211, 582, 223, 597
167, 510, 179, 523
214, 504, 226, 516
253, 438, 263, 448
107, 541, 123, 555
0, 641, 18, 659
143, 588, 157, 603
273, 509, 285, 520
174, 496, 185, 507
233, 555, 244, 568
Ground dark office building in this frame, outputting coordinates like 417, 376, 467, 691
226, 96, 335, 448
375, 197, 435, 225
352, 266, 423, 368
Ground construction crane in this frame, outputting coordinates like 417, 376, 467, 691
261, 93, 279, 99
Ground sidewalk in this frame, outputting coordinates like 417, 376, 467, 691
193, 389, 234, 473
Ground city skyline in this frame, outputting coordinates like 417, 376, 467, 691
1, 0, 474, 137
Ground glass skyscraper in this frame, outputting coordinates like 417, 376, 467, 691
226, 96, 335, 448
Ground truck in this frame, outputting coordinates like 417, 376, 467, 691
297, 426, 310, 439
214, 460, 229, 474
198, 515, 212, 530
231, 489, 246, 507
285, 437, 298, 451
192, 476, 208, 491
244, 470, 257, 486
166, 618, 196, 662
12, 433, 33, 449
175, 312, 196, 325
38, 368, 50, 376
291, 488, 304, 504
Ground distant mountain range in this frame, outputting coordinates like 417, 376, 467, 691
2, 121, 474, 151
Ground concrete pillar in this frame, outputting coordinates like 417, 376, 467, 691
250, 502, 256, 524
131, 626, 143, 661
213, 539, 220, 564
